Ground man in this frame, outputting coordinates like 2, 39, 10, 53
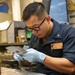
14, 2, 75, 75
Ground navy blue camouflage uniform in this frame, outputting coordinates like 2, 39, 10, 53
28, 19, 75, 75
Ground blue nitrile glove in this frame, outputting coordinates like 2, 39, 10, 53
23, 45, 29, 50
13, 53, 23, 61
23, 48, 46, 63
13, 45, 29, 61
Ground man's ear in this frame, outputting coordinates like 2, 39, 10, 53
46, 16, 51, 21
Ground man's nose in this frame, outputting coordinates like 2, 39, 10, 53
32, 30, 38, 34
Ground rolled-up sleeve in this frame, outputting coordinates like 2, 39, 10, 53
63, 28, 75, 64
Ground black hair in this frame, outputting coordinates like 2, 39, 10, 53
22, 2, 47, 21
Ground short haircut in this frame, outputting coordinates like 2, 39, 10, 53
22, 2, 47, 21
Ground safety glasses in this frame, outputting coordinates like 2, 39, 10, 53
25, 17, 46, 31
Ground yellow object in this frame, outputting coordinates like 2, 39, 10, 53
16, 36, 19, 43
16, 35, 25, 43
67, 0, 75, 11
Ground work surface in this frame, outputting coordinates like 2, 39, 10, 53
1, 67, 46, 75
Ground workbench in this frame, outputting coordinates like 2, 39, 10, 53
1, 67, 46, 75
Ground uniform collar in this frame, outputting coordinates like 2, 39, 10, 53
50, 19, 62, 38
43, 19, 63, 45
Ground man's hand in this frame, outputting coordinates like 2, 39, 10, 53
13, 48, 46, 63
13, 53, 23, 61
23, 48, 46, 63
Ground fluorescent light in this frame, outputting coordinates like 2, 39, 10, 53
0, 20, 10, 31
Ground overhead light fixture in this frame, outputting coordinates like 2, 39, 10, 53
0, 20, 11, 31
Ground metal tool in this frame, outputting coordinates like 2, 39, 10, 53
16, 55, 25, 71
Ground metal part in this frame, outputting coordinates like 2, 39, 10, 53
6, 46, 27, 55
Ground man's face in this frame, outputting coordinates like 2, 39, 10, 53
25, 15, 51, 38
